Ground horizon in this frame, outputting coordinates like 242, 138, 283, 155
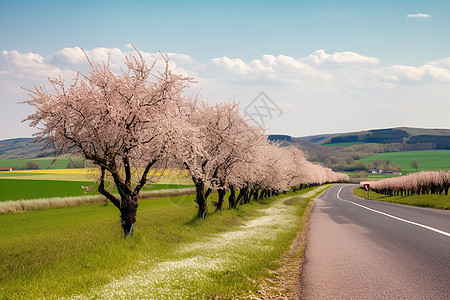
4, 125, 450, 142
1, 0, 450, 140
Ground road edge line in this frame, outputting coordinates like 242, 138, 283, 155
336, 186, 450, 238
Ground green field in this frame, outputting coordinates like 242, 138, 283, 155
0, 178, 194, 202
360, 150, 450, 173
0, 185, 326, 299
0, 179, 94, 201
0, 158, 72, 169
354, 187, 450, 210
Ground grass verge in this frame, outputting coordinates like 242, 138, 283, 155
0, 186, 328, 299
353, 187, 450, 210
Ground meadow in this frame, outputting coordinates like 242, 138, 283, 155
359, 150, 450, 173
0, 185, 327, 299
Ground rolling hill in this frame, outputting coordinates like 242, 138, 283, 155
3, 127, 450, 173
0, 138, 52, 160
320, 127, 450, 148
270, 127, 450, 172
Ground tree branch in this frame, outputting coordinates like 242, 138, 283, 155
134, 158, 158, 194
98, 166, 121, 209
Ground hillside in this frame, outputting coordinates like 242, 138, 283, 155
0, 138, 53, 160
320, 127, 450, 148
270, 127, 450, 172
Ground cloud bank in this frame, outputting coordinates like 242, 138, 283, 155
1, 46, 450, 139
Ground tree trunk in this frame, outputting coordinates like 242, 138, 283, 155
228, 186, 236, 209
194, 181, 207, 219
237, 186, 247, 205
216, 189, 226, 211
119, 193, 139, 237
244, 188, 251, 203
253, 189, 259, 201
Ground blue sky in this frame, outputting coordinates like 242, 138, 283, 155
2, 0, 449, 64
1, 0, 450, 139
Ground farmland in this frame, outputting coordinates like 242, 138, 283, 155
359, 150, 450, 173
0, 169, 194, 202
0, 157, 75, 170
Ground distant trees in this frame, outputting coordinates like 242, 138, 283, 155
66, 159, 86, 169
12, 161, 41, 170
25, 161, 40, 170
373, 159, 383, 169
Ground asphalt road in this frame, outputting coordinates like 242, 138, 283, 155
300, 184, 450, 300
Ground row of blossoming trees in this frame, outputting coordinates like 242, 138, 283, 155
24, 50, 348, 236
361, 171, 450, 197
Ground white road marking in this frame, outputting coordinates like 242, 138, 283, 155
336, 186, 450, 238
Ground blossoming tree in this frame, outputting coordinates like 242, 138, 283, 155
23, 50, 192, 236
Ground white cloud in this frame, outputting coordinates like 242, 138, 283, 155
425, 57, 450, 69
373, 64, 450, 83
406, 13, 431, 18
2, 47, 450, 139
303, 49, 381, 65
0, 50, 63, 82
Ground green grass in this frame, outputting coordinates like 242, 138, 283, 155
360, 150, 450, 173
0, 178, 94, 201
0, 158, 71, 170
0, 186, 327, 299
354, 187, 450, 209
0, 178, 194, 202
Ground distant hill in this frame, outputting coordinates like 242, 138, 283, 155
3, 127, 450, 166
320, 127, 450, 148
0, 138, 53, 160
280, 127, 450, 172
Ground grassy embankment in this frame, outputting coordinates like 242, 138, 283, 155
354, 187, 450, 210
359, 150, 450, 173
0, 185, 328, 299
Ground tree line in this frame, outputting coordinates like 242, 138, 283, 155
23, 49, 348, 236
361, 171, 450, 196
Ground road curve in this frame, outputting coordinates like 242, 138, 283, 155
300, 184, 450, 299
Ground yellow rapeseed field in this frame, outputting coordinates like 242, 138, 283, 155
0, 168, 192, 184
11, 169, 95, 175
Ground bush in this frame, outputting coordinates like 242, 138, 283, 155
25, 161, 41, 170
66, 160, 86, 169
